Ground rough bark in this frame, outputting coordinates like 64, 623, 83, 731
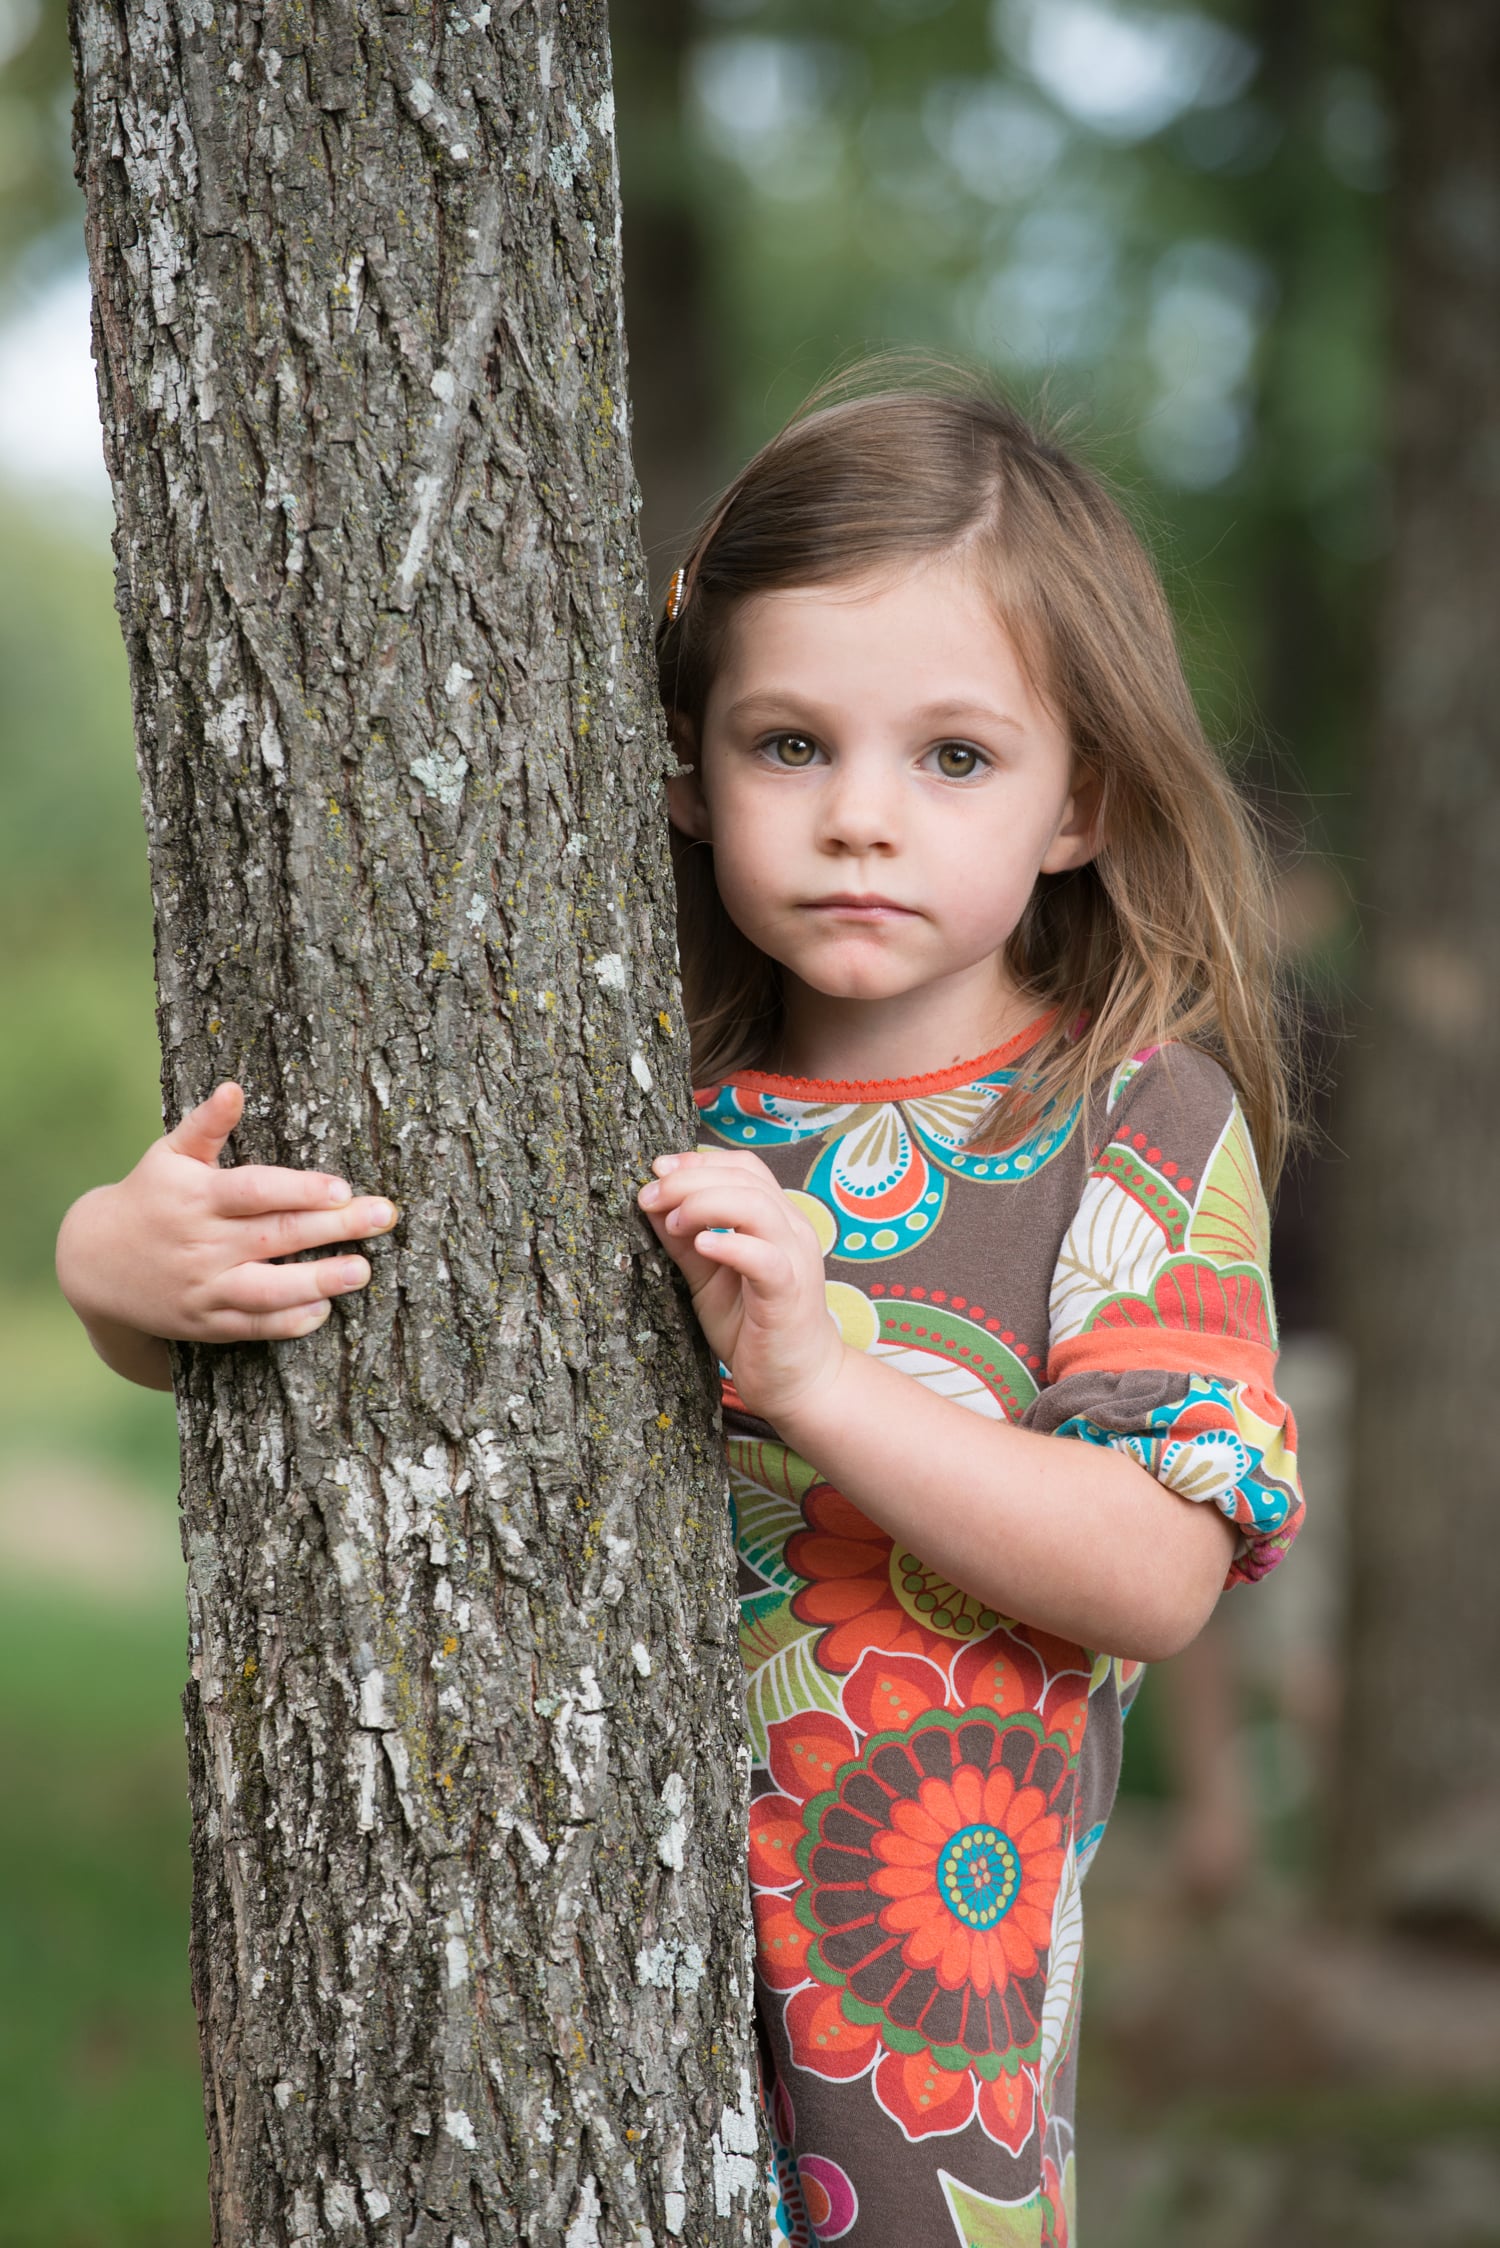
68, 2, 761, 2240
1337, 0, 1500, 1933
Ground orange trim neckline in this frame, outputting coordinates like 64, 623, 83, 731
716, 1011, 1056, 1106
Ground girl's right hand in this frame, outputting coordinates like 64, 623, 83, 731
55, 1081, 397, 1390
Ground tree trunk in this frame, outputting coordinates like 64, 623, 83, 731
1337, 0, 1500, 1934
68, 3, 762, 2240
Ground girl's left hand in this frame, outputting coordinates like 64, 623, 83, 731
637, 1149, 846, 1429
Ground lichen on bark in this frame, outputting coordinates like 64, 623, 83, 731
68, 0, 760, 2238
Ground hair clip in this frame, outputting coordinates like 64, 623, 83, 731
666, 566, 687, 623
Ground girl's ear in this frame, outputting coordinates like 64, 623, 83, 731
665, 719, 713, 841
1041, 767, 1104, 874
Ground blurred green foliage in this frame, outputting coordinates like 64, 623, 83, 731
0, 487, 164, 1291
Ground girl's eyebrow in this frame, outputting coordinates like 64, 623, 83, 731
719, 690, 1027, 734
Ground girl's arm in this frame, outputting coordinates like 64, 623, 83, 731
56, 1082, 396, 1390
639, 1148, 1235, 1663
766, 1344, 1233, 1662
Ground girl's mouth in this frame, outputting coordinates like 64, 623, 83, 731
804, 893, 916, 918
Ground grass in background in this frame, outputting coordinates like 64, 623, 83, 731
0, 1289, 201, 2246
0, 1584, 206, 2248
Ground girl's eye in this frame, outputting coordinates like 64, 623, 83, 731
931, 741, 985, 779
764, 733, 820, 768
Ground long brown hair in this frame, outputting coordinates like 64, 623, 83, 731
656, 361, 1289, 1185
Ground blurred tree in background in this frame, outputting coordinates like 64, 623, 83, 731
11, 2, 1498, 2246
1338, 0, 1500, 1943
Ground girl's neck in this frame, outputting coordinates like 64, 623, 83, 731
769, 966, 1044, 1087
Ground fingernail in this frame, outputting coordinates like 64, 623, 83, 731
369, 1199, 397, 1229
327, 1178, 353, 1206
639, 1183, 660, 1208
653, 1154, 682, 1174
341, 1258, 371, 1287
301, 1303, 332, 1332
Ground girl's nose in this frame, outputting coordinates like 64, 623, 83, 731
815, 758, 901, 853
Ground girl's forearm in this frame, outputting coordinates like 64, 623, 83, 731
774, 1345, 1237, 1662
56, 1191, 175, 1392
77, 1313, 175, 1392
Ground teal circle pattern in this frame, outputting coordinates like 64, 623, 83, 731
937, 1824, 1022, 1929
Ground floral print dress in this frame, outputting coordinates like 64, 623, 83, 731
693, 1022, 1303, 2248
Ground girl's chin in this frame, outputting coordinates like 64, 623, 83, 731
780, 968, 937, 1006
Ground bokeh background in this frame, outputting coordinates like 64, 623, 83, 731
2, 1, 1497, 2242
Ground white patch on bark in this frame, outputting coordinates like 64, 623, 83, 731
657, 1771, 689, 1869
274, 2079, 294, 2109
322, 2181, 360, 2229
350, 1733, 379, 1831
259, 714, 285, 771
630, 1051, 653, 1092
446, 1934, 469, 1987
394, 469, 444, 605
663, 2130, 687, 2238
358, 1671, 389, 1728
591, 951, 626, 991
408, 76, 434, 114
564, 2175, 601, 2248
635, 1936, 705, 1994
358, 2175, 391, 2223
444, 658, 475, 695
409, 748, 469, 808
332, 1455, 377, 1541
444, 2108, 477, 2150
494, 1806, 551, 1866
380, 1450, 455, 1548
431, 368, 457, 403
630, 1641, 652, 1677
538, 30, 553, 85
711, 2069, 761, 2217
208, 691, 251, 761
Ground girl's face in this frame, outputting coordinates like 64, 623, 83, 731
668, 554, 1099, 1073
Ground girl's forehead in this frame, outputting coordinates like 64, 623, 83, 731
724, 555, 1009, 650
711, 555, 1052, 708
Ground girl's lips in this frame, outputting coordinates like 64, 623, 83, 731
804, 894, 916, 916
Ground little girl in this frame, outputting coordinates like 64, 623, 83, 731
59, 370, 1302, 2246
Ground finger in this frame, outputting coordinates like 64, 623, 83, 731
655, 1147, 779, 1182
233, 1199, 397, 1261
200, 1299, 335, 1343
656, 1185, 794, 1243
216, 1256, 372, 1315
640, 1165, 784, 1217
639, 1203, 725, 1295
212, 1164, 367, 1219
688, 1229, 794, 1293
166, 1081, 245, 1166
